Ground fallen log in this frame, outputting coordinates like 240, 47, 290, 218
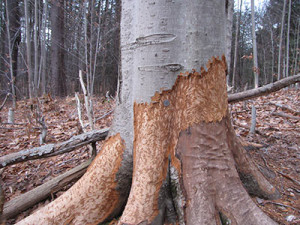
1, 159, 91, 221
228, 74, 300, 103
0, 128, 109, 168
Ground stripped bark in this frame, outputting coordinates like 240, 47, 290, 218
228, 74, 300, 103
16, 1, 280, 224
0, 128, 108, 168
119, 57, 278, 225
16, 57, 279, 225
1, 160, 91, 221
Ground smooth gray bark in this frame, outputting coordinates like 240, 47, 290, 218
277, 0, 287, 80
111, 0, 227, 151
251, 0, 259, 88
34, 0, 39, 95
24, 0, 33, 98
285, 0, 292, 77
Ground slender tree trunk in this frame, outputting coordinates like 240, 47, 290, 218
24, 0, 34, 98
83, 0, 90, 96
17, 1, 279, 224
50, 0, 66, 97
277, 0, 287, 80
41, 0, 48, 95
232, 0, 243, 89
269, 17, 275, 83
34, 0, 39, 96
293, 20, 299, 75
5, 0, 16, 108
91, 0, 102, 96
225, 0, 234, 77
251, 0, 259, 88
285, 0, 291, 77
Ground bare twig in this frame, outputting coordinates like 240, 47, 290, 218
277, 171, 300, 186
271, 112, 300, 121
263, 201, 300, 213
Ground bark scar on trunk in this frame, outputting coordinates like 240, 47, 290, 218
120, 56, 228, 224
120, 56, 277, 225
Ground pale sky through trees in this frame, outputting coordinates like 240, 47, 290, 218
236, 0, 269, 11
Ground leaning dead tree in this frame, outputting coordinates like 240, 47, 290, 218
16, 1, 281, 224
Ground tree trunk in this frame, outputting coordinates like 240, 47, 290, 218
41, 0, 48, 95
5, 0, 20, 108
24, 0, 34, 99
50, 0, 66, 97
17, 1, 279, 224
34, 0, 39, 96
251, 0, 259, 88
277, 0, 287, 81
232, 0, 243, 88
285, 0, 292, 77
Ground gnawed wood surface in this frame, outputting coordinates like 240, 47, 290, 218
0, 128, 109, 168
2, 159, 91, 220
120, 57, 277, 224
120, 57, 229, 224
228, 74, 300, 103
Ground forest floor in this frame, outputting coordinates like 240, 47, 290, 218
0, 88, 299, 224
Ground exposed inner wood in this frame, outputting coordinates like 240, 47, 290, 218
17, 134, 125, 225
120, 57, 228, 224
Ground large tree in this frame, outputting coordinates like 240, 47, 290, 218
17, 1, 279, 224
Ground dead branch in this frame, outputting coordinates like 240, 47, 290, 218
228, 74, 300, 103
79, 70, 94, 130
262, 201, 300, 213
75, 92, 86, 132
271, 112, 300, 121
0, 128, 109, 168
277, 171, 300, 186
269, 102, 300, 115
1, 159, 91, 220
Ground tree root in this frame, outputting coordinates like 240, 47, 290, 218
16, 134, 126, 225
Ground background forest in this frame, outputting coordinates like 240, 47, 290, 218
0, 0, 299, 101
